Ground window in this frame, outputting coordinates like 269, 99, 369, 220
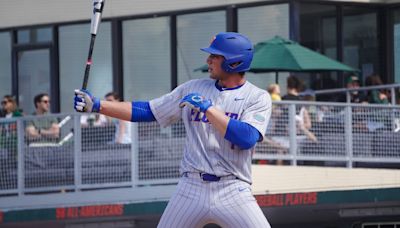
177, 11, 226, 84
343, 7, 379, 85
238, 4, 290, 92
299, 3, 339, 96
17, 49, 51, 114
394, 8, 400, 83
59, 22, 112, 112
300, 4, 337, 59
0, 32, 12, 96
123, 17, 171, 100
17, 27, 53, 44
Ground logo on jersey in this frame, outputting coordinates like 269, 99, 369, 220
238, 187, 250, 192
234, 98, 245, 101
190, 110, 238, 123
253, 114, 265, 122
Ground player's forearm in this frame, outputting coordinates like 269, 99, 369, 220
205, 106, 230, 136
99, 101, 132, 122
206, 107, 260, 149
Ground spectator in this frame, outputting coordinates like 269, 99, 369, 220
25, 93, 59, 143
282, 75, 303, 101
0, 95, 22, 118
0, 95, 22, 158
340, 75, 368, 103
266, 76, 317, 165
299, 89, 315, 102
299, 89, 318, 122
267, 83, 281, 101
365, 74, 389, 104
282, 75, 313, 131
105, 92, 131, 144
80, 113, 109, 127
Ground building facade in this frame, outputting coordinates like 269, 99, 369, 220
0, 0, 400, 114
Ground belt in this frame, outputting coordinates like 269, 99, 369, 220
183, 172, 238, 182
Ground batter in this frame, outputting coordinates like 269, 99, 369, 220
74, 32, 272, 228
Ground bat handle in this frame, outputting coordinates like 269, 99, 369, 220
82, 34, 97, 90
82, 63, 91, 90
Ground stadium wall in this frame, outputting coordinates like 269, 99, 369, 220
0, 0, 394, 29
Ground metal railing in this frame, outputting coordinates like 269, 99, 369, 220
0, 101, 399, 197
314, 83, 400, 105
256, 101, 400, 168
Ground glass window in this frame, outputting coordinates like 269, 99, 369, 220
177, 11, 226, 84
36, 27, 53, 42
238, 4, 290, 92
18, 49, 51, 114
17, 30, 30, 44
300, 4, 337, 58
0, 32, 12, 96
17, 27, 53, 44
394, 9, 400, 83
59, 22, 112, 112
343, 7, 379, 85
123, 17, 171, 101
299, 3, 339, 97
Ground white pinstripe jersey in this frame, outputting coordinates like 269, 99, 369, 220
149, 78, 271, 184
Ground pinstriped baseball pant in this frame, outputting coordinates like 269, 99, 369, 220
157, 174, 271, 228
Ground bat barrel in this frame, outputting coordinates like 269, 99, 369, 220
91, 0, 105, 35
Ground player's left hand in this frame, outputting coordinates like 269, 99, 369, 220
179, 93, 212, 113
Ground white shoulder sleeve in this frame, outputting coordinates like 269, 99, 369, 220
149, 82, 188, 127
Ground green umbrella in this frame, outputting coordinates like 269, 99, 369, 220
195, 36, 359, 83
250, 36, 358, 73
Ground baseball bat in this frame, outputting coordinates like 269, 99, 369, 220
82, 0, 105, 90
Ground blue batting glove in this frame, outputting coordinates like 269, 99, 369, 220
179, 93, 212, 113
74, 89, 100, 113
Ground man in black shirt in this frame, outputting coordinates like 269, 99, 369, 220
339, 75, 367, 103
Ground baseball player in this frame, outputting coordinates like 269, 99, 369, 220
74, 32, 272, 228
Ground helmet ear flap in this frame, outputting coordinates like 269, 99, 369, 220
221, 53, 253, 73
221, 59, 244, 73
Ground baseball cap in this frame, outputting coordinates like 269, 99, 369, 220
346, 75, 360, 84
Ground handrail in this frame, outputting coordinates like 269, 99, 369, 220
314, 83, 400, 105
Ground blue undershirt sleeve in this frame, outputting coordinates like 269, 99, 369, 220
224, 119, 261, 150
131, 101, 156, 122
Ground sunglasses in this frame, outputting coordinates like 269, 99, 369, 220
1, 100, 10, 105
41, 100, 50, 104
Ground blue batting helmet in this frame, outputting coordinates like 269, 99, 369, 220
201, 32, 254, 73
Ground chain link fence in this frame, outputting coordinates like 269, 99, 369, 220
255, 102, 400, 168
0, 118, 18, 192
1, 102, 400, 196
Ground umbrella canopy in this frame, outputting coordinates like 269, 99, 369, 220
194, 36, 358, 74
249, 36, 358, 73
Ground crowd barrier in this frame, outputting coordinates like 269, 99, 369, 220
1, 101, 399, 196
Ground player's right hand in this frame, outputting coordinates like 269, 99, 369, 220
74, 89, 100, 113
